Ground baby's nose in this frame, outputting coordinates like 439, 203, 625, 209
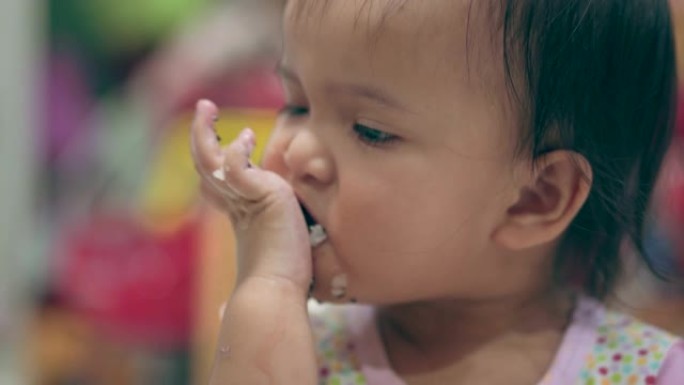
283, 129, 335, 186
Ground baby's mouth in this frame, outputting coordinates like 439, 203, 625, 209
300, 202, 328, 248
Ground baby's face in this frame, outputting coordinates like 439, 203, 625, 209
262, 0, 524, 304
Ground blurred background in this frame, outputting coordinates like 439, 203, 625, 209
0, 0, 683, 384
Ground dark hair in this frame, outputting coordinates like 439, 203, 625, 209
289, 0, 678, 299
497, 0, 677, 299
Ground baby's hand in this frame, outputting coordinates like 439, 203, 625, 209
190, 100, 312, 295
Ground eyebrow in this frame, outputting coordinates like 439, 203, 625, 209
275, 63, 414, 113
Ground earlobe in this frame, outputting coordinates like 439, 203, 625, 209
493, 151, 593, 250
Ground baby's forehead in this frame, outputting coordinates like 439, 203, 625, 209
282, 0, 507, 120
288, 0, 472, 43
284, 0, 502, 89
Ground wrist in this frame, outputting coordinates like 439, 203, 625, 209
234, 274, 311, 305
235, 240, 313, 294
212, 274, 317, 385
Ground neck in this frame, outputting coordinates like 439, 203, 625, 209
377, 287, 576, 376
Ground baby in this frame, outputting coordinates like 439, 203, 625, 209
191, 0, 684, 384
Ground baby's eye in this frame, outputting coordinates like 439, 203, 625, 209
353, 124, 398, 146
279, 104, 310, 117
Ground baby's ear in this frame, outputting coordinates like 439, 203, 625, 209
493, 151, 592, 250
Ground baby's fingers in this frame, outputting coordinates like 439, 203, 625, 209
190, 99, 276, 203
199, 181, 243, 224
219, 128, 271, 201
190, 99, 222, 176
189, 100, 257, 200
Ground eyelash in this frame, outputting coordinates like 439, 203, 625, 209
279, 104, 399, 147
279, 105, 309, 117
352, 124, 398, 147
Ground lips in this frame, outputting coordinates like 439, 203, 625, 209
299, 201, 328, 247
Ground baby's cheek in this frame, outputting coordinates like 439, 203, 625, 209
333, 201, 413, 256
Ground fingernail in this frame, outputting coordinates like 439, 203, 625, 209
241, 127, 253, 141
197, 99, 214, 113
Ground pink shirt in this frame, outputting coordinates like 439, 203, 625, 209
309, 296, 684, 384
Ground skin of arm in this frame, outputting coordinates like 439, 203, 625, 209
208, 277, 317, 385
191, 100, 318, 385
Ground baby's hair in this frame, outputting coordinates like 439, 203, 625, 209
287, 0, 678, 299
497, 1, 677, 299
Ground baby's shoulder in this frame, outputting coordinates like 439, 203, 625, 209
561, 297, 683, 385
